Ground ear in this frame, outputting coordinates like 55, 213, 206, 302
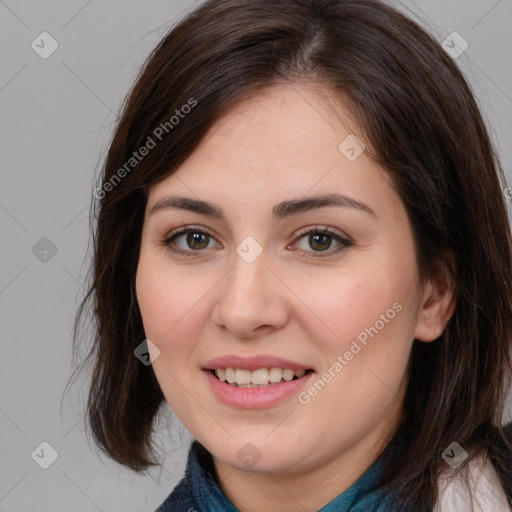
414, 256, 456, 343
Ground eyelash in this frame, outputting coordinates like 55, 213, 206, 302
161, 224, 352, 258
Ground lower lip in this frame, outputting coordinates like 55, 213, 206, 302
204, 370, 314, 409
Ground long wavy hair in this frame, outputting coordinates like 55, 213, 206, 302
72, 0, 512, 509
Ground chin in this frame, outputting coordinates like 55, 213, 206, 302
204, 434, 310, 474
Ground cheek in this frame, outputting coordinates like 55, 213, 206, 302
301, 250, 419, 405
135, 256, 207, 423
320, 271, 417, 375
297, 278, 415, 442
304, 268, 409, 349
135, 256, 206, 355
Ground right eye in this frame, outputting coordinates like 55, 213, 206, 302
162, 225, 221, 256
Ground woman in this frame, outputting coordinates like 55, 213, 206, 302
74, 0, 512, 510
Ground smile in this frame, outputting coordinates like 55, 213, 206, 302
212, 367, 310, 387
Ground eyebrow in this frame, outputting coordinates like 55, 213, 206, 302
149, 193, 377, 220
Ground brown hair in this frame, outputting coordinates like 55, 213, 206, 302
72, 0, 512, 509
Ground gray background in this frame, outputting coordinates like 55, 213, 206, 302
1, 1, 511, 511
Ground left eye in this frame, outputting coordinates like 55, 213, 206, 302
293, 228, 351, 255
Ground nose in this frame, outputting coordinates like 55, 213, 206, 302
211, 251, 290, 340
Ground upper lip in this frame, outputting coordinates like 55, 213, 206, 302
203, 354, 312, 371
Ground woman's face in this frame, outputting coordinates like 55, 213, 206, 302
136, 84, 446, 478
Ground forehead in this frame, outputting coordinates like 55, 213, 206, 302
146, 84, 397, 220
195, 84, 359, 160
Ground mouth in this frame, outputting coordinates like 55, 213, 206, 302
202, 355, 315, 407
209, 367, 315, 388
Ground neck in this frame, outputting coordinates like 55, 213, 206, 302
213, 421, 399, 512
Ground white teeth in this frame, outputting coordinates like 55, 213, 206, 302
225, 368, 236, 383
282, 369, 294, 381
214, 367, 309, 386
235, 369, 252, 385
269, 367, 283, 383
251, 368, 269, 385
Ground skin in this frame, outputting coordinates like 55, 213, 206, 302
136, 83, 455, 512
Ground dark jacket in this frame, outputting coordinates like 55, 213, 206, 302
155, 425, 512, 511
